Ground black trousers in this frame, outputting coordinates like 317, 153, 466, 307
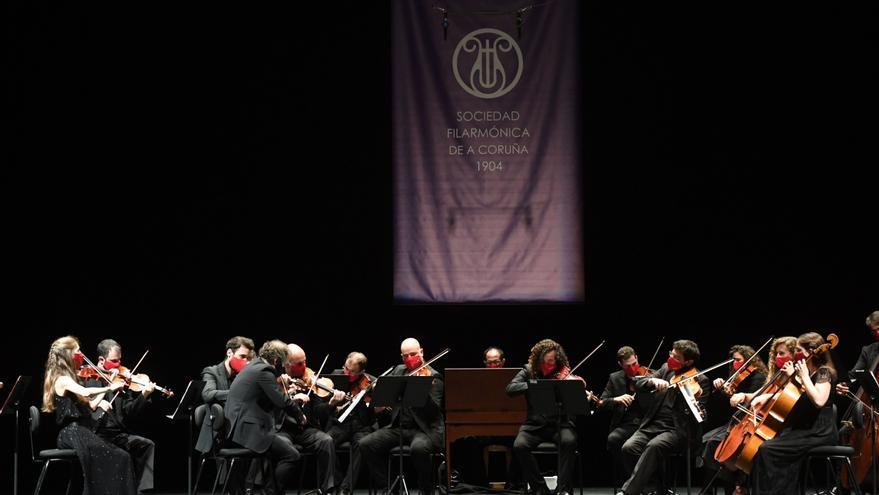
284, 426, 336, 492
326, 421, 373, 491
359, 427, 441, 494
620, 425, 686, 495
607, 423, 638, 487
512, 425, 577, 493
104, 433, 156, 493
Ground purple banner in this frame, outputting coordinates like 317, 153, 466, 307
393, 0, 583, 302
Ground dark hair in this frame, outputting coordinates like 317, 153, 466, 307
673, 339, 700, 362
616, 346, 636, 361
527, 339, 569, 378
97, 339, 121, 358
484, 346, 505, 360
728, 345, 768, 376
226, 336, 255, 356
259, 340, 288, 365
797, 332, 838, 380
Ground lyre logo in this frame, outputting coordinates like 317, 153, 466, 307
452, 28, 523, 99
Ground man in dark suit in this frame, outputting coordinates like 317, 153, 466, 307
836, 310, 879, 396
360, 338, 444, 495
195, 336, 254, 454
225, 339, 309, 494
597, 346, 653, 487
616, 339, 710, 495
506, 339, 579, 495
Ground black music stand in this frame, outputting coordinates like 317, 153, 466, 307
527, 380, 588, 493
166, 380, 205, 495
371, 375, 435, 495
853, 369, 879, 495
1, 376, 32, 495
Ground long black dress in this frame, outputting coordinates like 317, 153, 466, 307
753, 367, 838, 495
54, 393, 138, 495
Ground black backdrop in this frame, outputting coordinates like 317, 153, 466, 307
3, 2, 876, 492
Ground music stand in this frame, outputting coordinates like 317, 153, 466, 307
853, 369, 879, 495
166, 380, 205, 495
371, 375, 435, 495
527, 380, 588, 493
1, 376, 32, 495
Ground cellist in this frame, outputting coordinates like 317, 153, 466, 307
749, 333, 838, 494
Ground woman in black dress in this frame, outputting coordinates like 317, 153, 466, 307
42, 336, 137, 495
750, 332, 838, 495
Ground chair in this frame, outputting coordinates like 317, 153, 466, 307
192, 403, 265, 495
800, 445, 862, 495
28, 406, 78, 495
530, 441, 583, 495
387, 445, 445, 493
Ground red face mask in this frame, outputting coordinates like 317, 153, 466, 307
288, 362, 307, 377
403, 355, 423, 371
732, 360, 745, 371
540, 362, 557, 377
623, 363, 641, 378
343, 369, 360, 382
103, 359, 121, 370
775, 355, 791, 369
485, 362, 503, 369
793, 351, 807, 363
666, 355, 683, 371
229, 356, 248, 373
72, 351, 85, 369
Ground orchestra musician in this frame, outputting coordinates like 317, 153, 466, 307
836, 310, 879, 396
195, 336, 254, 454
81, 339, 156, 493
616, 340, 709, 495
506, 339, 579, 495
484, 347, 506, 368
43, 336, 137, 495
359, 338, 445, 495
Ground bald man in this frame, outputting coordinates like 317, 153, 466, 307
359, 338, 444, 495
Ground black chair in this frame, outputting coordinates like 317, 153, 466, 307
28, 406, 78, 495
192, 403, 265, 495
530, 442, 583, 495
800, 445, 862, 495
387, 445, 445, 494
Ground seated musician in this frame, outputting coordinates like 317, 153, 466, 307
325, 351, 376, 495
616, 339, 709, 495
749, 333, 838, 494
484, 346, 506, 368
360, 338, 445, 495
506, 339, 579, 495
81, 339, 157, 494
836, 310, 879, 396
597, 346, 652, 488
196, 336, 254, 454
699, 344, 767, 495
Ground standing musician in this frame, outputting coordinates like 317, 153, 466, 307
360, 338, 445, 495
749, 333, 838, 494
597, 346, 653, 488
324, 352, 376, 495
276, 343, 339, 495
484, 346, 506, 368
699, 345, 767, 495
616, 340, 709, 495
836, 310, 879, 396
43, 336, 137, 495
196, 336, 255, 454
506, 339, 581, 495
81, 339, 156, 494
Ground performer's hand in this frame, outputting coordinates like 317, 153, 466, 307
329, 390, 346, 405
795, 360, 810, 383
750, 393, 771, 411
98, 400, 113, 412
109, 381, 125, 392
782, 361, 795, 377
837, 382, 850, 395
142, 382, 156, 398
615, 394, 634, 407
651, 378, 670, 391
293, 393, 310, 404
713, 377, 725, 390
729, 392, 746, 408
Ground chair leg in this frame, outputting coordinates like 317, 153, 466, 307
221, 458, 237, 495
843, 456, 863, 495
211, 458, 226, 495
34, 460, 52, 495
65, 461, 75, 495
193, 457, 208, 495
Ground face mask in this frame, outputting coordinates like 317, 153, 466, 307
732, 360, 745, 371
793, 351, 807, 363
873, 331, 879, 342
666, 355, 683, 371
775, 355, 791, 369
540, 362, 557, 377
343, 369, 360, 382
404, 355, 423, 371
73, 351, 85, 369
485, 361, 503, 369
103, 359, 121, 370
623, 363, 641, 378
229, 356, 248, 373
288, 362, 307, 377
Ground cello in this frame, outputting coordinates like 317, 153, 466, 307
839, 351, 879, 489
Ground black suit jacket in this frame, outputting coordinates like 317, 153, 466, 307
83, 375, 150, 438
195, 361, 232, 453
847, 342, 879, 381
225, 358, 304, 453
636, 363, 710, 441
598, 370, 653, 429
506, 365, 576, 431
382, 364, 444, 447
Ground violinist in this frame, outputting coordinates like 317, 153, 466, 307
325, 352, 376, 495
616, 340, 709, 495
276, 343, 338, 495
836, 310, 879, 396
728, 336, 796, 409
597, 346, 652, 488
195, 336, 254, 454
360, 338, 445, 495
749, 333, 838, 494
81, 339, 156, 494
43, 336, 137, 495
699, 345, 767, 495
506, 339, 578, 495
484, 347, 506, 368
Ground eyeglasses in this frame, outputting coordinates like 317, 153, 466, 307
484, 360, 503, 366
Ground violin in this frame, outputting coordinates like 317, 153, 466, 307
78, 362, 174, 398
556, 365, 600, 405
669, 367, 707, 422
283, 368, 337, 399
724, 364, 757, 395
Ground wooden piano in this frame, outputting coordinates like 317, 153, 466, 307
444, 368, 526, 487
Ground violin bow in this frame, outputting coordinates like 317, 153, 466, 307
306, 354, 331, 398
567, 340, 606, 376
107, 349, 149, 405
